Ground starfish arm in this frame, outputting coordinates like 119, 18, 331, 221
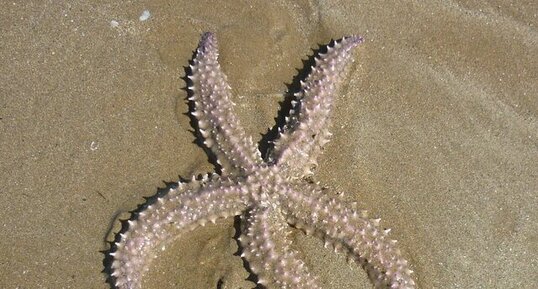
188, 32, 262, 174
111, 175, 251, 289
281, 183, 416, 289
271, 36, 363, 177
239, 206, 321, 289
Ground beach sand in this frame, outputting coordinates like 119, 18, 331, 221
1, 1, 536, 288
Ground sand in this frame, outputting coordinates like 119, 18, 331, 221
1, 1, 536, 288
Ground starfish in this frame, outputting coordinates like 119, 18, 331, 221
110, 32, 416, 289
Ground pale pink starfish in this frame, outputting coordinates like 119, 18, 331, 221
110, 32, 416, 289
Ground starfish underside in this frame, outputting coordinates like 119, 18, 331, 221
110, 32, 416, 289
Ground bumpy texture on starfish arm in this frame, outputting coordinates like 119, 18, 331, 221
281, 183, 415, 288
109, 32, 416, 289
270, 35, 361, 178
188, 32, 262, 175
111, 175, 250, 289
240, 206, 322, 289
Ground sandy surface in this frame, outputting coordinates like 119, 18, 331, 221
1, 1, 537, 288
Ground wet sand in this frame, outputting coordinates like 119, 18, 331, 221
1, 1, 536, 288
